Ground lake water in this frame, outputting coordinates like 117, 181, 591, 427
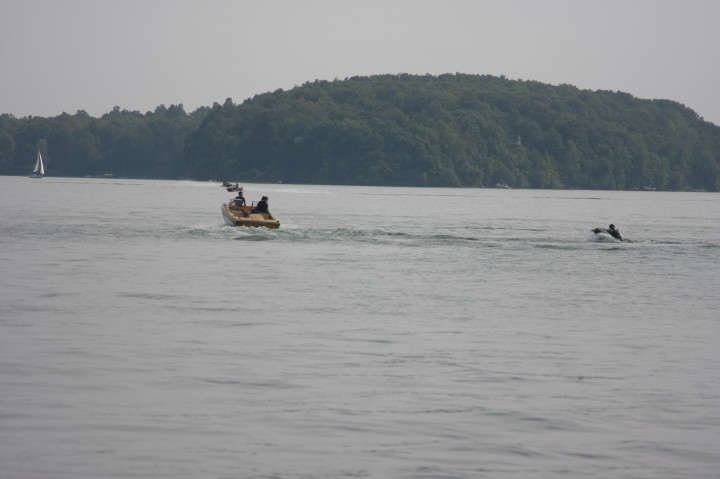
1, 176, 719, 479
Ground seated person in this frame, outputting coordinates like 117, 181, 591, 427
607, 224, 622, 241
252, 196, 269, 213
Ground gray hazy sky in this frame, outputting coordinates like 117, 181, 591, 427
2, 0, 719, 125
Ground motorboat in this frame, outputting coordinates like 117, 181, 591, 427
590, 227, 623, 242
221, 202, 280, 229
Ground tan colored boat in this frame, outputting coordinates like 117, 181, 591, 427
221, 203, 280, 229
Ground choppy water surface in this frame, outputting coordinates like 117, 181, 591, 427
1, 176, 719, 478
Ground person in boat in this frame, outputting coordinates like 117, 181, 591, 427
606, 224, 622, 241
233, 189, 246, 208
592, 224, 623, 241
252, 196, 269, 213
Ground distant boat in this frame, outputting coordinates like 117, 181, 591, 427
29, 150, 45, 178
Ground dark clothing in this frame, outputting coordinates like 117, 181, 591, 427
252, 200, 268, 213
233, 195, 246, 207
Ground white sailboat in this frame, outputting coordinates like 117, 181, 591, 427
29, 150, 44, 178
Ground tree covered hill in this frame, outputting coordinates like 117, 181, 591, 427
186, 74, 720, 190
2, 73, 720, 191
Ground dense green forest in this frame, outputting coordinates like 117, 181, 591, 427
3, 74, 720, 190
0, 104, 208, 179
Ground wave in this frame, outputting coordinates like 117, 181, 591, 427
182, 225, 587, 251
180, 224, 720, 255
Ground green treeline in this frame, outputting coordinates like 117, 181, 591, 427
3, 74, 720, 190
0, 104, 208, 178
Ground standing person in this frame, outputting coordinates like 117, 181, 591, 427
252, 196, 269, 213
233, 189, 246, 207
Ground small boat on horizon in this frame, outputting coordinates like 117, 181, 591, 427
29, 150, 44, 178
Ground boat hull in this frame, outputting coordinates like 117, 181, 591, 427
591, 228, 621, 242
221, 203, 280, 229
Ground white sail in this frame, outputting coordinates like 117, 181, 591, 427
30, 150, 44, 177
36, 151, 44, 175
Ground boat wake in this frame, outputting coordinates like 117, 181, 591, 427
215, 225, 588, 250
184, 223, 659, 249
586, 230, 619, 243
